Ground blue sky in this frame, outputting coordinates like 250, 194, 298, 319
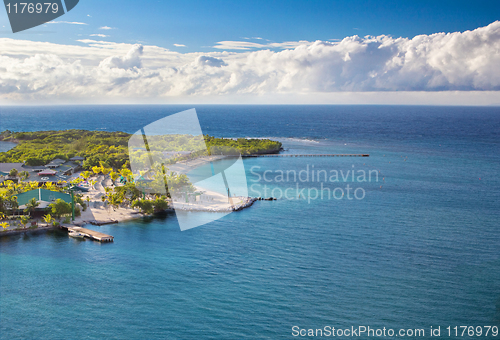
1, 0, 499, 51
0, 1, 499, 105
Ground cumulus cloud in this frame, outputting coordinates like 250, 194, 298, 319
0, 21, 499, 103
173, 44, 186, 47
194, 56, 226, 67
99, 26, 114, 30
99, 44, 143, 69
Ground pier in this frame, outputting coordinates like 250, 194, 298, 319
62, 226, 114, 242
244, 154, 369, 158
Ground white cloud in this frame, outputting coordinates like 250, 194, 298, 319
0, 21, 499, 104
194, 55, 226, 67
99, 26, 114, 30
213, 41, 265, 50
99, 44, 143, 69
46, 21, 88, 25
173, 44, 186, 47
90, 34, 109, 38
213, 40, 311, 50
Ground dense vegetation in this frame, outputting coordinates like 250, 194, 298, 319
0, 130, 131, 169
0, 130, 282, 169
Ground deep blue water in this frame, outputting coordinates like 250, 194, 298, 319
1, 105, 500, 339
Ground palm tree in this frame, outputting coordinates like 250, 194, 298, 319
92, 166, 101, 176
70, 177, 82, 186
28, 181, 39, 190
0, 222, 9, 230
19, 171, 30, 181
42, 214, 53, 225
119, 168, 133, 183
24, 197, 40, 217
20, 215, 30, 229
107, 192, 123, 211
8, 196, 19, 212
81, 171, 93, 180
44, 181, 56, 191
109, 171, 120, 186
5, 180, 17, 195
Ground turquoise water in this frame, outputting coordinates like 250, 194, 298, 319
1, 106, 500, 339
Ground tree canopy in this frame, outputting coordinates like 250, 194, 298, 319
0, 130, 282, 170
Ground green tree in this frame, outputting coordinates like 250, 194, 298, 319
92, 166, 101, 176
99, 162, 111, 175
0, 195, 6, 215
4, 196, 19, 214
132, 199, 154, 214
81, 171, 93, 180
153, 197, 169, 213
109, 171, 120, 185
20, 215, 30, 228
43, 214, 54, 224
24, 197, 40, 216
43, 182, 57, 191
19, 171, 30, 180
70, 177, 82, 186
9, 168, 18, 177
27, 181, 39, 191
119, 168, 133, 183
106, 192, 123, 211
49, 199, 72, 219
114, 183, 142, 203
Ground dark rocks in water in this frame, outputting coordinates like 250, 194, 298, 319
89, 220, 118, 226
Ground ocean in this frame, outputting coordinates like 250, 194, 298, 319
1, 105, 499, 339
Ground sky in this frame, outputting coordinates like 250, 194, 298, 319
0, 0, 499, 105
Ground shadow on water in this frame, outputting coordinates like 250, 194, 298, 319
1, 228, 89, 245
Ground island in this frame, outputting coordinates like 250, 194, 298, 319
0, 130, 282, 235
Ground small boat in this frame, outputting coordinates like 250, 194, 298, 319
68, 231, 85, 238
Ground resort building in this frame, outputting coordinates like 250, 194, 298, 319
16, 188, 72, 211
0, 158, 83, 185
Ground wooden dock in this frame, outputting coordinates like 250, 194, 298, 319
64, 226, 114, 242
244, 154, 369, 158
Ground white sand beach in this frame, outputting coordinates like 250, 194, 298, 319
72, 155, 254, 225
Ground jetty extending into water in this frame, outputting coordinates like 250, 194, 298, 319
61, 225, 114, 242
244, 154, 369, 158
